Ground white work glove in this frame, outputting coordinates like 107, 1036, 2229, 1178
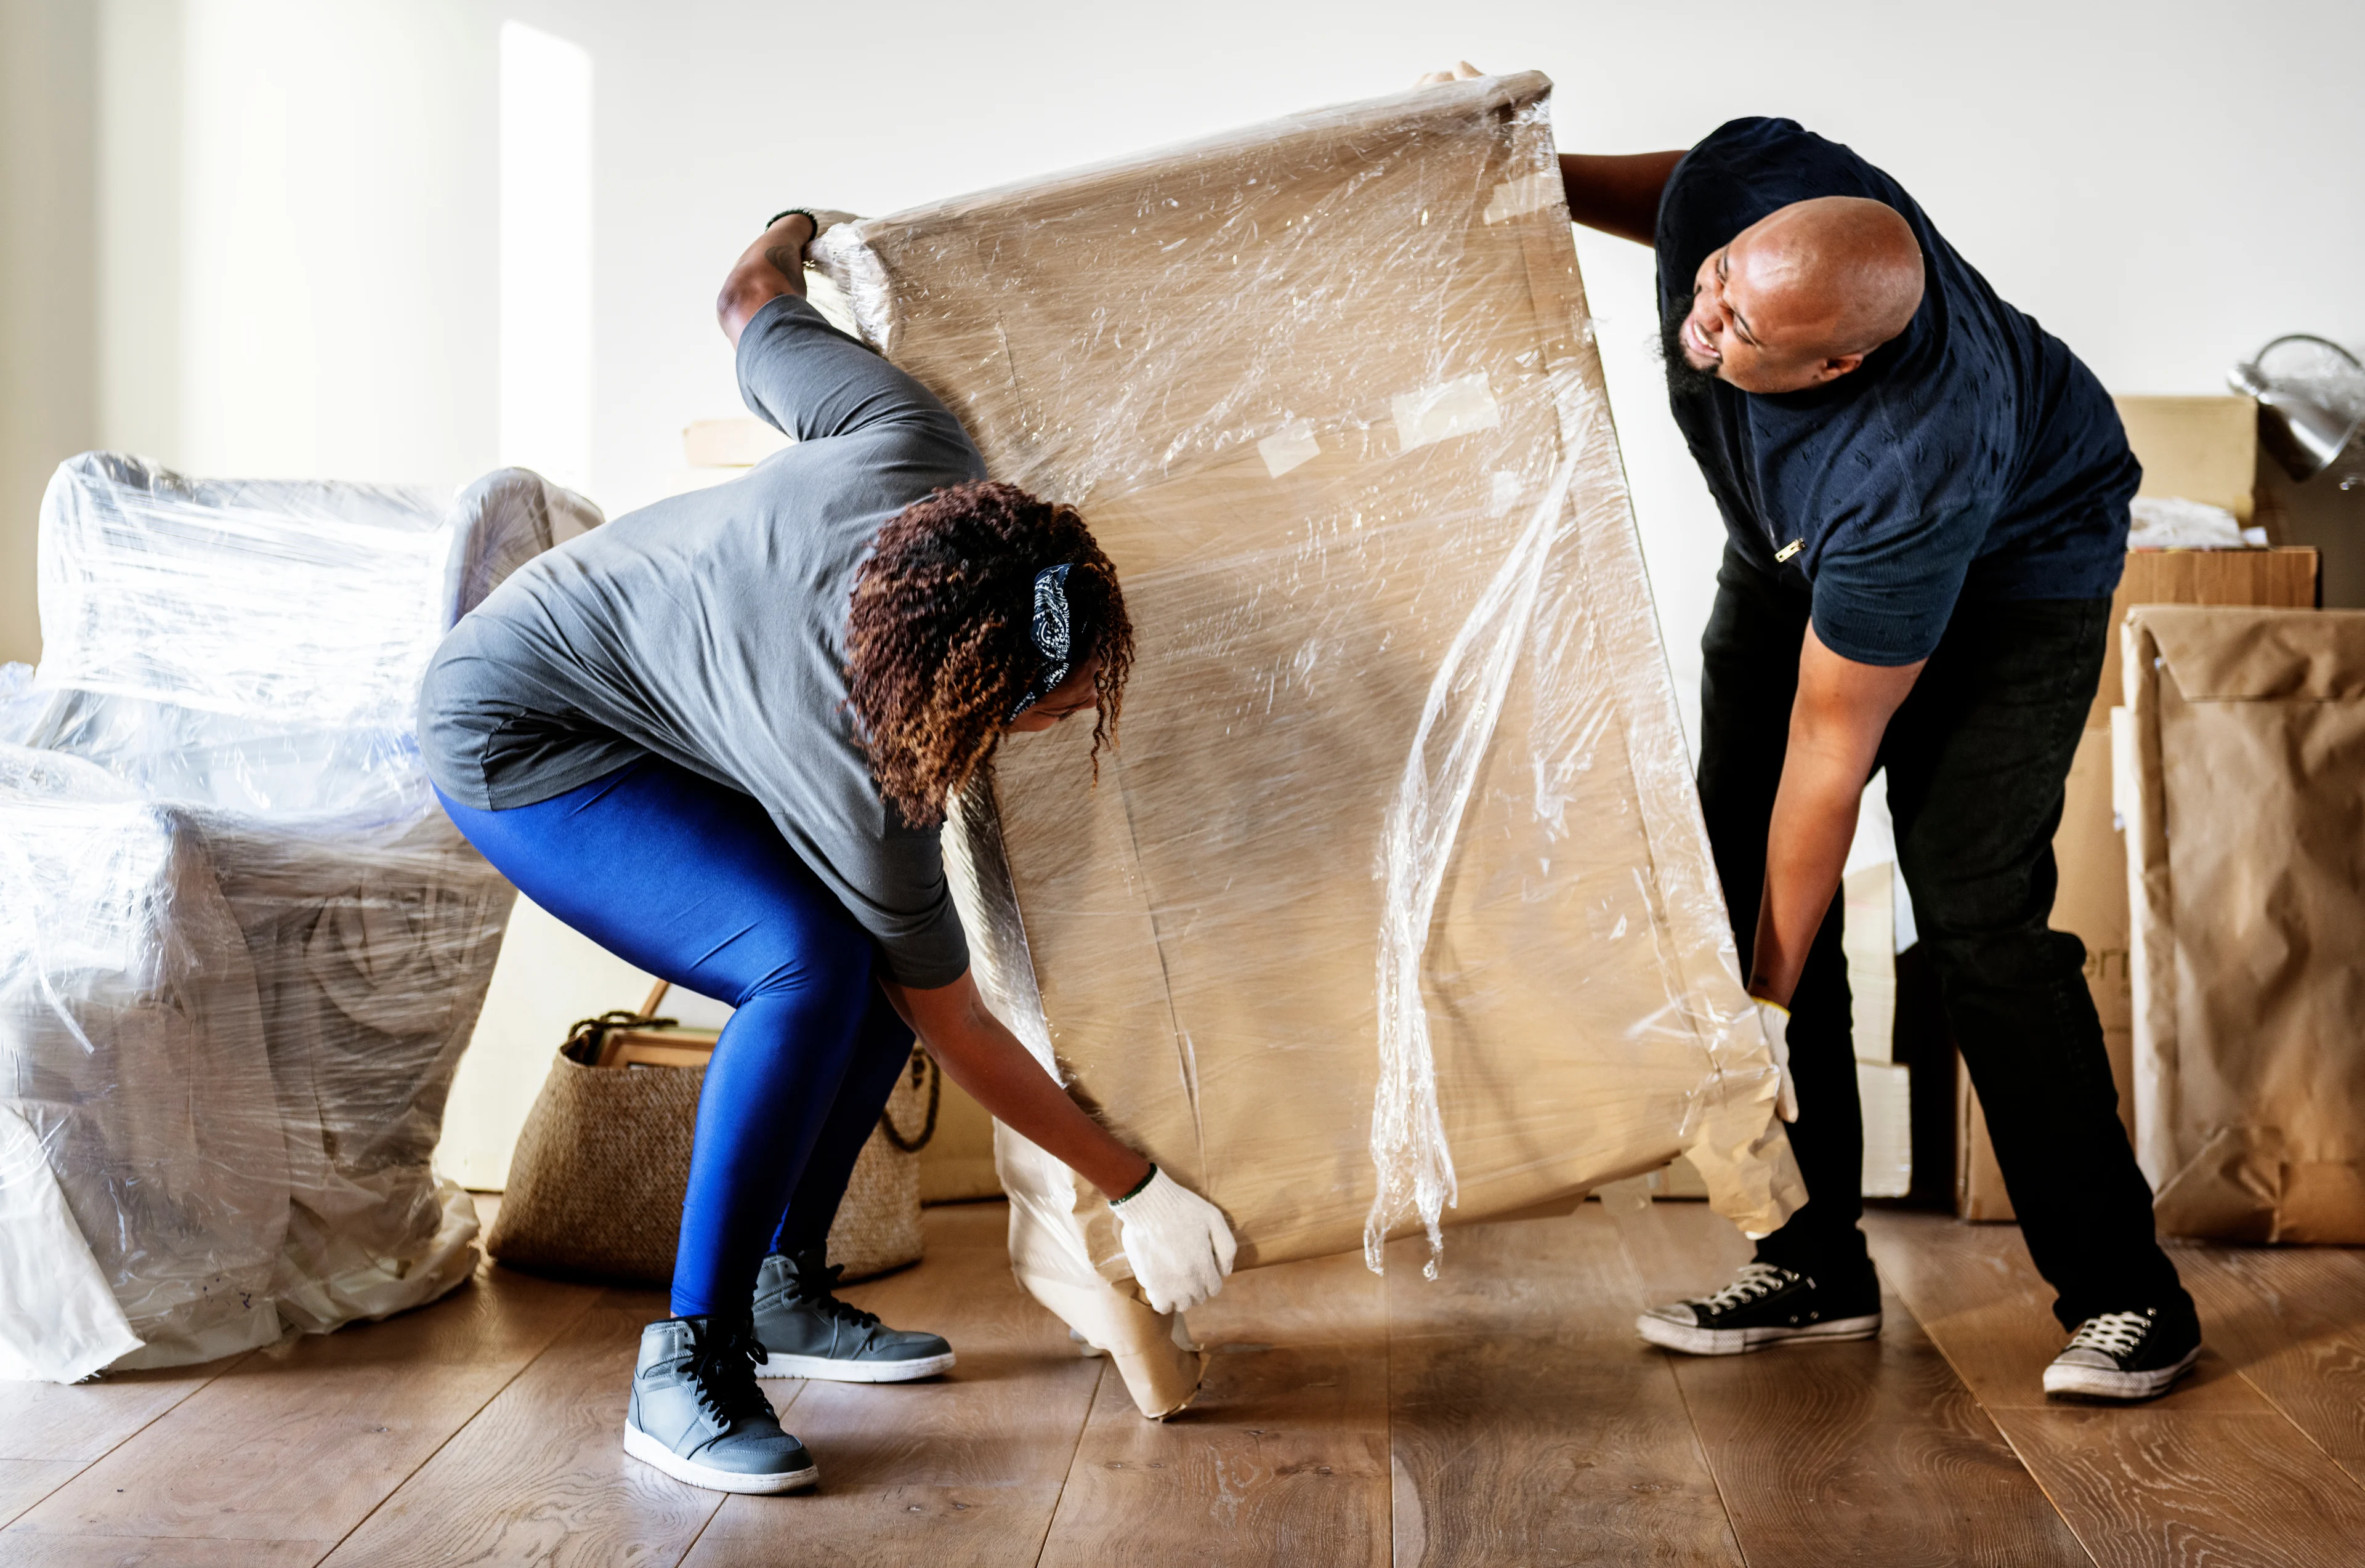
1112, 1167, 1237, 1314
1755, 998, 1800, 1123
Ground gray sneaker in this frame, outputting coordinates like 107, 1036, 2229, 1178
751, 1248, 956, 1383
623, 1315, 819, 1494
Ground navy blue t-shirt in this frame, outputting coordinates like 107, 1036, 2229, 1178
1657, 118, 2138, 665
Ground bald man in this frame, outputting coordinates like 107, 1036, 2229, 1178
1564, 117, 2198, 1400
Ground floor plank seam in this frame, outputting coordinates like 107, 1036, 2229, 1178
1656, 1349, 1755, 1568
1872, 1257, 2104, 1567
1030, 1354, 1109, 1567
0, 1469, 83, 1535
670, 1485, 730, 1568
0, 1351, 256, 1535
2227, 1357, 2365, 1498
1603, 1206, 1753, 1567
305, 1282, 605, 1567
1381, 1280, 1395, 1568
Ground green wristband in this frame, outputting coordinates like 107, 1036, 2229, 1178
1114, 1164, 1158, 1205
765, 207, 817, 233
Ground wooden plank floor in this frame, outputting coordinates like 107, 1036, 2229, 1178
6, 1198, 2363, 1566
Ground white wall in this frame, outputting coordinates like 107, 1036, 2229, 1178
94, 0, 501, 488
517, 0, 2365, 740
0, 0, 99, 665
11, 0, 2364, 1182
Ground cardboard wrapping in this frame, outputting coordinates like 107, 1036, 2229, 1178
1957, 546, 2318, 1221
815, 73, 1800, 1416
2118, 605, 2365, 1242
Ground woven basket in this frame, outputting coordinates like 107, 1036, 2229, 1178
487, 983, 932, 1286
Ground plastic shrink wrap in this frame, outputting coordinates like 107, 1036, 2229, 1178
815, 72, 1801, 1415
2117, 605, 2365, 1243
1, 458, 598, 1381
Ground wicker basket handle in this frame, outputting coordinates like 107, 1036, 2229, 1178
634, 978, 939, 1152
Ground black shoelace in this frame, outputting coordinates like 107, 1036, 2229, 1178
682, 1321, 772, 1428
1698, 1261, 1797, 1312
788, 1255, 883, 1331
2063, 1310, 2153, 1359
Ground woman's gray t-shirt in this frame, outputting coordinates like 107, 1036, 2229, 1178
418, 293, 986, 987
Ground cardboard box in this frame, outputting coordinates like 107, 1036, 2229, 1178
2112, 394, 2258, 523
817, 73, 1803, 1413
1959, 546, 2318, 1220
2119, 606, 2365, 1241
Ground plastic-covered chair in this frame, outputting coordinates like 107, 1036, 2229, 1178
0, 456, 598, 1380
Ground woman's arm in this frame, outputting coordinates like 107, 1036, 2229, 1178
881, 967, 1233, 1314
716, 211, 815, 347
878, 969, 1154, 1200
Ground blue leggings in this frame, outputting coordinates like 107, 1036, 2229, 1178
437, 756, 916, 1319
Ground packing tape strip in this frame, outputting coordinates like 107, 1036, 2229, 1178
1257, 421, 1321, 479
1482, 170, 1559, 225
1393, 373, 1501, 454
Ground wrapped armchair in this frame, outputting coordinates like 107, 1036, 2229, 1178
0, 456, 598, 1380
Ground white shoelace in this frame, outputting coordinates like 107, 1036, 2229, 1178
2063, 1310, 2151, 1359
1699, 1262, 1797, 1312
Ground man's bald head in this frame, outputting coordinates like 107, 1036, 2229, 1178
1668, 195, 1926, 395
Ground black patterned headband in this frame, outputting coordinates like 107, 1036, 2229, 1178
1008, 563, 1086, 720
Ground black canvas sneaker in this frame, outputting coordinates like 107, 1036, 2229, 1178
750, 1248, 955, 1383
2043, 1307, 2201, 1402
1636, 1260, 1883, 1354
623, 1314, 819, 1494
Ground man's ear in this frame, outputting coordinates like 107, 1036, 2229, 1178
1811, 352, 1867, 386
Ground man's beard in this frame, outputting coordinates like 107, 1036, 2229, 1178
1660, 303, 1721, 402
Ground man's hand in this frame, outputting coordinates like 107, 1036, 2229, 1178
1754, 998, 1800, 1123
1112, 1169, 1238, 1313
1415, 61, 1485, 86
1750, 624, 1923, 1007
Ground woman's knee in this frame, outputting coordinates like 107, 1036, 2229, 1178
727, 915, 875, 1011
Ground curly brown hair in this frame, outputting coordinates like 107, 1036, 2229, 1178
845, 480, 1133, 827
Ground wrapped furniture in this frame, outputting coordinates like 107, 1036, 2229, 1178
2116, 604, 2365, 1242
1, 458, 597, 1380
815, 72, 1800, 1413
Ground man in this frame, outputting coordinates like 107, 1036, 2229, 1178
1501, 90, 2197, 1400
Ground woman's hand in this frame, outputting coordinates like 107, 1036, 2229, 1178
715, 208, 859, 347
1112, 1168, 1237, 1313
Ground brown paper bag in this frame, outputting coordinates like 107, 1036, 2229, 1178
2118, 605, 2365, 1242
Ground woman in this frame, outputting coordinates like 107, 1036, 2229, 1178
419, 209, 1235, 1496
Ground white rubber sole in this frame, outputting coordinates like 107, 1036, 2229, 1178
622, 1423, 819, 1494
2042, 1345, 2199, 1402
1636, 1311, 1883, 1356
756, 1349, 956, 1383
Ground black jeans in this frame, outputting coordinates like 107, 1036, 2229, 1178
1698, 549, 2191, 1328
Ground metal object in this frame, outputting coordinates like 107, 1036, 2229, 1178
2229, 334, 2365, 481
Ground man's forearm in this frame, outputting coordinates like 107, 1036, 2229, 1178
1557, 150, 1686, 248
1750, 753, 1865, 1006
1752, 628, 1922, 1004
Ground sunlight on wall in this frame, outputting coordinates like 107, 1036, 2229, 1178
498, 20, 592, 493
